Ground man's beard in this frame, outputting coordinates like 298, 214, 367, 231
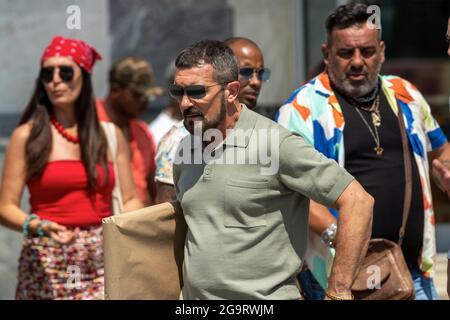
183, 94, 227, 135
328, 62, 382, 98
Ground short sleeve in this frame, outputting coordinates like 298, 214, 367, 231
278, 133, 354, 207
155, 124, 189, 185
277, 91, 315, 146
409, 82, 448, 152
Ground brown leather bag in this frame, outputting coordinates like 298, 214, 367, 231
351, 103, 415, 300
352, 239, 415, 300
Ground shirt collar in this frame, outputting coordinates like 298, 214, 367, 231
314, 73, 395, 129
186, 103, 257, 151
223, 104, 257, 148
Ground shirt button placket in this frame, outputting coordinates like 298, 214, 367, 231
203, 165, 212, 180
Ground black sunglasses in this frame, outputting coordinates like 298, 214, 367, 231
168, 83, 227, 101
239, 67, 271, 82
40, 65, 74, 83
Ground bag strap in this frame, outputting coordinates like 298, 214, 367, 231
396, 103, 413, 246
101, 121, 124, 214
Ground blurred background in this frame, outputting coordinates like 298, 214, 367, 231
0, 0, 449, 299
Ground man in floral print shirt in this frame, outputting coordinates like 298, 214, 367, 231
277, 3, 450, 300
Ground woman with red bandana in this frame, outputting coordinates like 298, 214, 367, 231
0, 36, 142, 299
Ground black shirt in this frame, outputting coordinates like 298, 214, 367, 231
335, 89, 424, 267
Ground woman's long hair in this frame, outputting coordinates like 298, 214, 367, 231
19, 68, 109, 190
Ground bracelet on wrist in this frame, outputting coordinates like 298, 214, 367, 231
325, 291, 354, 300
37, 220, 51, 237
321, 223, 337, 248
23, 214, 40, 238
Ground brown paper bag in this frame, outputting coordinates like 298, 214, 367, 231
103, 201, 186, 300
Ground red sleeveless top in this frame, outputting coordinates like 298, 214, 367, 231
27, 160, 115, 227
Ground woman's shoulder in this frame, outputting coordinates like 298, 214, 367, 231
4, 122, 33, 156
10, 122, 33, 144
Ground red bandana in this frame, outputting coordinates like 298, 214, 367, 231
40, 36, 102, 73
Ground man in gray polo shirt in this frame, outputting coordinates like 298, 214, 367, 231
171, 40, 374, 300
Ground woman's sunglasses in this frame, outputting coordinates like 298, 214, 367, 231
239, 67, 271, 82
168, 83, 227, 101
40, 66, 75, 83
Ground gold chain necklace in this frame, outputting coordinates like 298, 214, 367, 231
353, 95, 383, 156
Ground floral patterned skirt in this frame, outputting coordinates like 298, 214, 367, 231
15, 225, 104, 300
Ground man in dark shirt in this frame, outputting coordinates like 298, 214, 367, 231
278, 3, 450, 300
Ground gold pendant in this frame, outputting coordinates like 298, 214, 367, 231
374, 146, 384, 156
372, 113, 381, 127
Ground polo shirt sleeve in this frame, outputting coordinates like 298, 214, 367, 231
277, 133, 354, 207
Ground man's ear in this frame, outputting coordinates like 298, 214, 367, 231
321, 44, 330, 67
225, 81, 240, 103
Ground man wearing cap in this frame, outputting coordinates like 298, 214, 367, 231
97, 56, 163, 206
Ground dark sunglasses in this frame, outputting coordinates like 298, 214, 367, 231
239, 67, 271, 82
168, 83, 226, 101
40, 66, 74, 83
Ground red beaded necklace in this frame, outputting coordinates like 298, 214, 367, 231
50, 116, 79, 144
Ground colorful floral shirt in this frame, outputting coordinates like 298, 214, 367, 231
276, 72, 448, 278
155, 121, 189, 186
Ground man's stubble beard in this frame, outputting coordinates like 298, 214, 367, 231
185, 93, 227, 135
328, 61, 382, 97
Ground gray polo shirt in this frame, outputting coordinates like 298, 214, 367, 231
173, 105, 354, 299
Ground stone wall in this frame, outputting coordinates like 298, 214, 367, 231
109, 0, 233, 89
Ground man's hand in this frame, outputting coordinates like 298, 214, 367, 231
432, 159, 450, 197
326, 180, 373, 295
